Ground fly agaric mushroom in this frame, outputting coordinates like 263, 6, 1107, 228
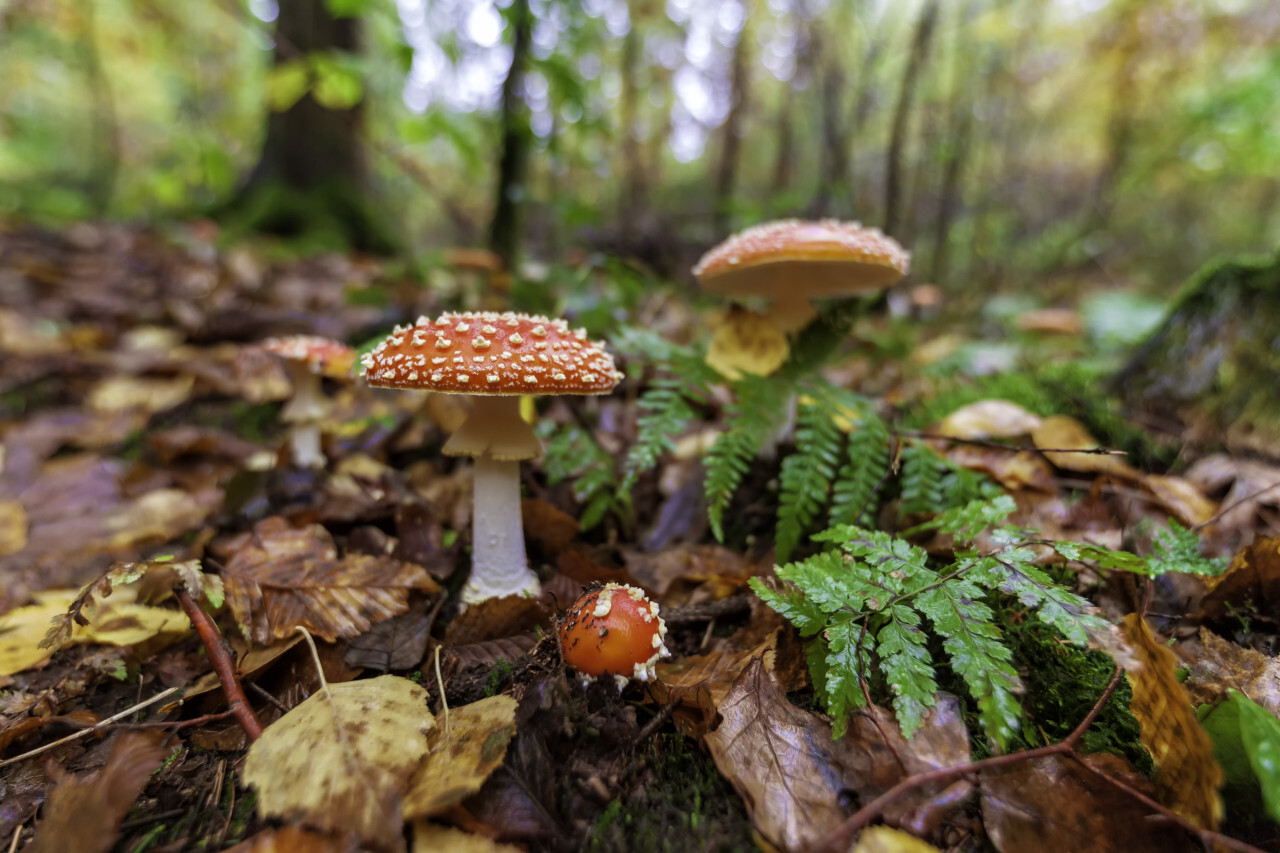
559, 583, 669, 687
361, 311, 623, 604
261, 335, 356, 469
693, 219, 910, 334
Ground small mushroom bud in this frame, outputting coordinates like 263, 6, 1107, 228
559, 583, 669, 687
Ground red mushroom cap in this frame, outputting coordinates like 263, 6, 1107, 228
261, 335, 356, 378
361, 311, 623, 396
693, 219, 910, 300
559, 583, 669, 684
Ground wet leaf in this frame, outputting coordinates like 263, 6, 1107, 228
1183, 627, 1280, 716
223, 516, 441, 644
981, 753, 1196, 853
1120, 613, 1223, 828
403, 694, 518, 819
27, 731, 168, 853
1202, 535, 1280, 620
703, 658, 855, 851
244, 675, 434, 852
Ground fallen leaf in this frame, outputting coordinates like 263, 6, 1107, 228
1031, 415, 1139, 479
221, 826, 357, 853
0, 499, 28, 557
943, 445, 1056, 492
851, 826, 942, 853
444, 595, 549, 646
345, 600, 432, 672
27, 731, 168, 853
244, 675, 434, 852
521, 498, 579, 555
980, 753, 1196, 853
223, 516, 441, 644
703, 658, 857, 852
1201, 535, 1280, 620
86, 374, 195, 415
706, 305, 790, 379
933, 400, 1043, 440
1015, 308, 1083, 335
1138, 474, 1216, 527
0, 587, 189, 678
412, 822, 523, 853
403, 694, 518, 819
1121, 613, 1223, 828
1182, 627, 1280, 717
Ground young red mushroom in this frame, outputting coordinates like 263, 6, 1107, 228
361, 311, 623, 604
559, 583, 669, 687
693, 219, 910, 334
260, 335, 356, 469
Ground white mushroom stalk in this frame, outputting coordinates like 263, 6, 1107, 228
361, 311, 623, 605
279, 362, 327, 469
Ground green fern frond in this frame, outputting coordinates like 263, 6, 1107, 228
621, 384, 701, 492
540, 423, 628, 531
829, 404, 891, 528
898, 440, 946, 517
775, 399, 843, 562
876, 606, 939, 737
704, 374, 787, 541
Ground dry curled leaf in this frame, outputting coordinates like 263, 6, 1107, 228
244, 675, 434, 852
1202, 535, 1280, 620
223, 516, 441, 644
1182, 627, 1280, 718
27, 731, 168, 853
403, 694, 518, 819
1121, 613, 1223, 829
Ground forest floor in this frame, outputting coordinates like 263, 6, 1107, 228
0, 220, 1277, 853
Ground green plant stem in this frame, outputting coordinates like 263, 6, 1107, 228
811, 666, 1261, 853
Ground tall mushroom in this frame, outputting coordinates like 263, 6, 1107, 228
261, 335, 356, 469
361, 311, 622, 605
693, 219, 910, 335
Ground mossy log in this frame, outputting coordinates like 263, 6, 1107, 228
1112, 250, 1280, 456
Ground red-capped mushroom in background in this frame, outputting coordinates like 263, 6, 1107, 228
260, 335, 356, 469
693, 219, 910, 335
361, 312, 623, 605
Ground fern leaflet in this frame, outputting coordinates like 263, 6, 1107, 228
775, 398, 843, 562
704, 374, 786, 541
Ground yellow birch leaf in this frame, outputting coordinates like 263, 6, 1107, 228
1120, 613, 1223, 829
403, 694, 518, 820
243, 675, 434, 851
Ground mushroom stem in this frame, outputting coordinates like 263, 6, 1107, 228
464, 452, 540, 604
280, 364, 329, 469
765, 291, 819, 335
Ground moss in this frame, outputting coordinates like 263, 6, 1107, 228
587, 734, 754, 853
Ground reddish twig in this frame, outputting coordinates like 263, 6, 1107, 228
175, 587, 263, 742
809, 665, 1260, 853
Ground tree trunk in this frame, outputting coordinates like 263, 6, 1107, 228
929, 1, 981, 285
619, 7, 644, 233
488, 0, 533, 271
883, 0, 940, 239
713, 21, 752, 236
228, 0, 391, 252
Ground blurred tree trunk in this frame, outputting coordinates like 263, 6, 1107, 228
770, 0, 810, 210
929, 1, 981, 285
81, 0, 118, 215
488, 0, 533, 271
810, 36, 852, 218
229, 0, 392, 252
713, 21, 752, 235
619, 7, 644, 233
1087, 1, 1143, 234
883, 0, 939, 240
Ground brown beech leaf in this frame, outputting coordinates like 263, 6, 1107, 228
933, 399, 1043, 440
243, 675, 434, 853
1182, 627, 1280, 717
1121, 614, 1223, 828
1031, 415, 1139, 480
403, 694, 518, 820
703, 657, 853, 852
651, 632, 778, 736
27, 731, 168, 853
447, 634, 539, 674
444, 595, 550, 646
1202, 535, 1280, 620
981, 753, 1196, 853
222, 825, 358, 853
943, 445, 1056, 492
223, 516, 440, 644
411, 822, 523, 852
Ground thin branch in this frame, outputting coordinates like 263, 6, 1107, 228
897, 428, 1128, 456
0, 687, 181, 769
176, 587, 263, 742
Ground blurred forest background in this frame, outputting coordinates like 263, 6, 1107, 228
2, 0, 1278, 291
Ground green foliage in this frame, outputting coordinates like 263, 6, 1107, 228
539, 420, 628, 531
898, 441, 1001, 520
775, 400, 843, 563
751, 498, 1113, 747
704, 375, 788, 541
1051, 520, 1228, 577
1199, 690, 1280, 824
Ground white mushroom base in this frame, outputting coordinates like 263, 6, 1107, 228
461, 453, 541, 605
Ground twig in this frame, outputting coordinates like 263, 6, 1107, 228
120, 710, 236, 731
0, 686, 181, 769
810, 663, 1263, 853
175, 587, 262, 742
1194, 477, 1280, 531
897, 429, 1128, 456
